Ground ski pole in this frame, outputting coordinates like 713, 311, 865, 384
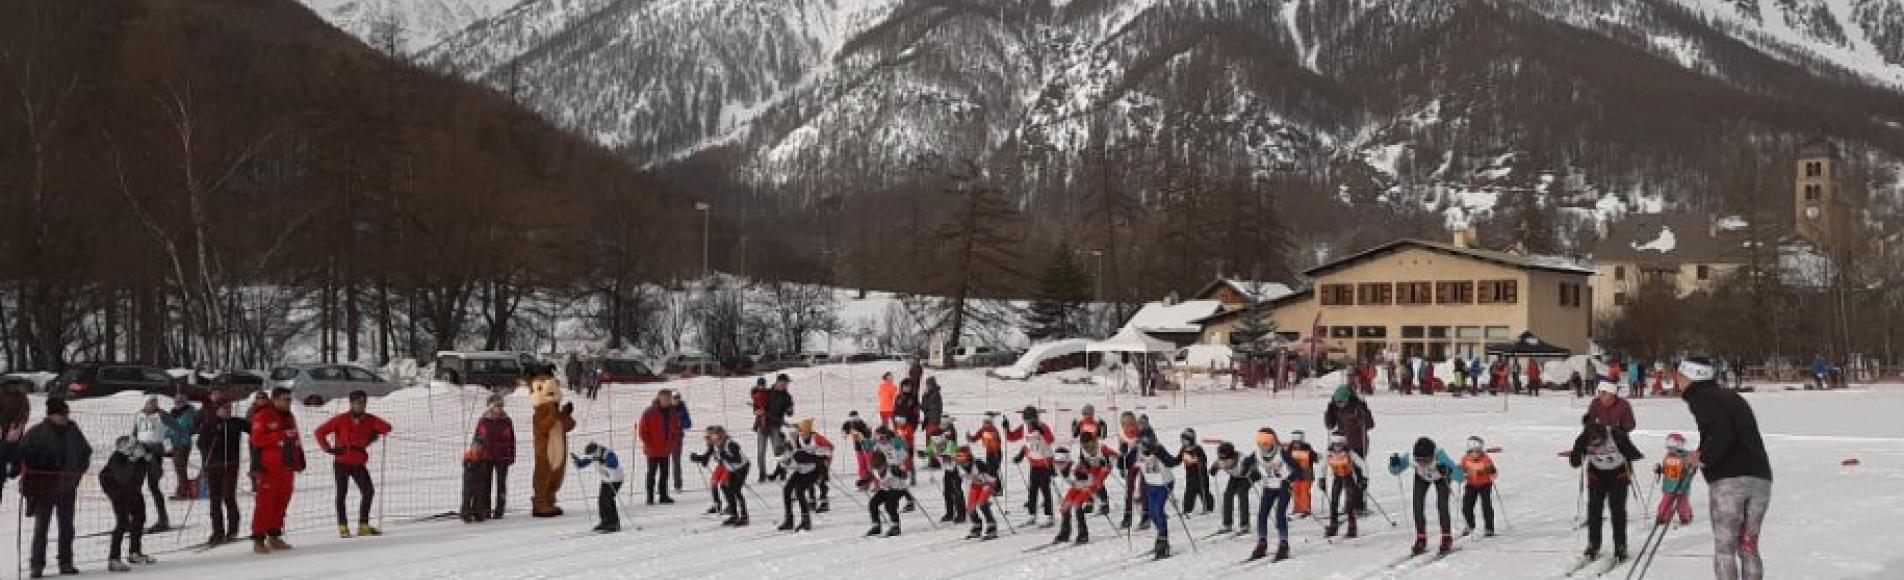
378, 438, 388, 528
1167, 495, 1199, 553
1573, 466, 1586, 525
907, 491, 939, 529
1099, 502, 1133, 549
1493, 482, 1509, 532
1630, 468, 1698, 580
1360, 479, 1398, 527
995, 497, 1017, 535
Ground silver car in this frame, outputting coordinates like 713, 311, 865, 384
268, 364, 402, 403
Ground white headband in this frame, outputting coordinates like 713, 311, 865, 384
1678, 360, 1715, 382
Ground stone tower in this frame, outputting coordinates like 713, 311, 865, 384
1795, 139, 1839, 249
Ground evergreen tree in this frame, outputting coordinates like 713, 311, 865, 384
1230, 305, 1278, 355
1026, 243, 1093, 340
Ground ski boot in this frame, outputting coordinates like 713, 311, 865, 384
1583, 546, 1600, 560
358, 524, 382, 537
967, 525, 983, 540
884, 524, 902, 537
266, 536, 293, 551
1075, 526, 1089, 544
705, 504, 722, 515
779, 518, 796, 531
1220, 524, 1236, 535
866, 524, 884, 537
1275, 541, 1290, 562
1137, 516, 1151, 531
1345, 520, 1359, 539
1439, 534, 1454, 555
1614, 546, 1628, 563
795, 516, 812, 532
1055, 517, 1072, 543
128, 554, 155, 565
1250, 541, 1268, 561
1485, 527, 1497, 538
338, 525, 352, 538
252, 537, 270, 555
940, 512, 956, 523
732, 516, 749, 527
1323, 523, 1337, 538
1119, 512, 1132, 529
815, 501, 829, 514
902, 502, 916, 513
721, 515, 740, 526
1411, 534, 1428, 556
145, 521, 171, 534
1021, 515, 1039, 529
108, 560, 130, 573
1153, 538, 1171, 560
982, 525, 998, 540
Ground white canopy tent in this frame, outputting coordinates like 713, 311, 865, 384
1086, 327, 1176, 398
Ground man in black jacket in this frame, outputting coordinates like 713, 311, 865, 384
756, 375, 795, 481
21, 398, 91, 577
920, 378, 944, 469
1677, 357, 1772, 580
196, 395, 250, 545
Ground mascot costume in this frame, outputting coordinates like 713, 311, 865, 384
530, 377, 576, 517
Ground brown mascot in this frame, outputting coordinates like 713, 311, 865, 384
529, 377, 576, 517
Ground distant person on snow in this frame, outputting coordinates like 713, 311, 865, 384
473, 396, 515, 519
637, 389, 682, 504
1458, 436, 1499, 537
250, 388, 305, 554
1390, 436, 1463, 556
571, 442, 624, 533
1569, 415, 1644, 563
195, 396, 249, 545
100, 436, 156, 572
461, 436, 493, 523
314, 390, 393, 538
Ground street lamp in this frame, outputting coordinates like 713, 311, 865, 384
695, 201, 711, 280
1090, 249, 1105, 302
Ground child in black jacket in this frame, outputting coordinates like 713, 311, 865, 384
1569, 417, 1645, 561
101, 436, 155, 571
1178, 429, 1213, 513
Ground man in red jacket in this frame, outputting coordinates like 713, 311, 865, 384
637, 389, 682, 505
314, 390, 394, 538
250, 388, 303, 554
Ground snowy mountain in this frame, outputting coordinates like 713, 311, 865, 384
300, 0, 521, 54
388, 0, 1904, 225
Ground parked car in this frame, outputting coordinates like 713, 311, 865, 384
434, 351, 528, 387
717, 354, 757, 376
209, 370, 268, 401
661, 353, 721, 376
596, 358, 664, 384
269, 364, 402, 404
754, 353, 810, 373
47, 363, 185, 400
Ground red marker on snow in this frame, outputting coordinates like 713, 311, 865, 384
1843, 458, 1861, 467
1486, 447, 1503, 454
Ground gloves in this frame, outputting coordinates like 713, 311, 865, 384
1388, 453, 1404, 471
325, 448, 340, 456
1012, 454, 1024, 465
561, 402, 574, 415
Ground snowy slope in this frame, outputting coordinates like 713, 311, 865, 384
300, 0, 522, 54
15, 371, 1903, 579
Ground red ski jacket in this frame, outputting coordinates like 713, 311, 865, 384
314, 413, 392, 467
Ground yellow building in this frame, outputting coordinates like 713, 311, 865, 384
1198, 238, 1594, 360
1588, 214, 1752, 315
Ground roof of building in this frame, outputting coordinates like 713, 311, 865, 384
1590, 213, 1764, 265
1122, 300, 1226, 334
1192, 279, 1297, 303
1303, 239, 1595, 278
1190, 289, 1315, 326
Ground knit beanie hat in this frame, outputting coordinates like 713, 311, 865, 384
1333, 385, 1352, 403
1412, 437, 1437, 460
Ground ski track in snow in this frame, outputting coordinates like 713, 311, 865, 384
16, 366, 1904, 579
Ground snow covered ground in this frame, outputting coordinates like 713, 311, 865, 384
7, 366, 1901, 579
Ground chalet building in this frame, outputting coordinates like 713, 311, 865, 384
1191, 278, 1296, 311
1197, 236, 1594, 360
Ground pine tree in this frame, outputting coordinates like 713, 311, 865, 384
1026, 243, 1093, 341
1230, 306, 1277, 355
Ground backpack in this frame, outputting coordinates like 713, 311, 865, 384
283, 437, 307, 473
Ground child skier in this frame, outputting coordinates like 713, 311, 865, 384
776, 432, 825, 532
691, 426, 751, 526
1249, 428, 1302, 562
1459, 436, 1499, 537
938, 418, 968, 523
841, 411, 873, 489
1654, 433, 1695, 525
1058, 436, 1115, 544
1071, 405, 1111, 512
1211, 441, 1254, 535
1115, 411, 1143, 528
1178, 429, 1213, 514
864, 450, 911, 537
1133, 429, 1180, 559
1286, 429, 1318, 518
1389, 437, 1464, 555
1569, 418, 1644, 562
102, 436, 156, 571
1322, 432, 1368, 538
571, 442, 624, 533
790, 419, 835, 514
966, 414, 1006, 499
461, 436, 492, 523
871, 426, 917, 512
952, 446, 1000, 540
1006, 406, 1056, 527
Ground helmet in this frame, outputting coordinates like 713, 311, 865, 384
1466, 436, 1485, 451
1328, 432, 1347, 447
1181, 428, 1197, 442
1412, 437, 1437, 460
1290, 429, 1306, 443
1666, 433, 1688, 450
1081, 404, 1096, 416
1021, 406, 1040, 421
1216, 442, 1237, 458
1053, 447, 1073, 464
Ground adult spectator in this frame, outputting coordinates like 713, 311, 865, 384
1678, 357, 1773, 580
670, 394, 692, 493
894, 378, 921, 428
313, 390, 393, 537
21, 398, 91, 577
131, 396, 173, 532
1323, 385, 1376, 460
756, 374, 794, 481
250, 388, 304, 553
0, 385, 29, 498
196, 395, 248, 545
473, 396, 515, 519
638, 389, 682, 504
1586, 382, 1637, 434
167, 398, 199, 499
877, 373, 899, 427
